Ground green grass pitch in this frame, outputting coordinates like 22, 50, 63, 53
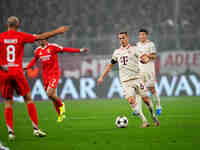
0, 96, 200, 150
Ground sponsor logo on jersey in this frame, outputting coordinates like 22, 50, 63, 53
4, 39, 18, 44
40, 55, 51, 61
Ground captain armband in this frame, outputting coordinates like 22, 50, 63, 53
111, 59, 117, 64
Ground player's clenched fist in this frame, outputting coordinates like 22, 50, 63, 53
140, 54, 150, 64
56, 26, 70, 34
80, 48, 89, 52
97, 77, 104, 85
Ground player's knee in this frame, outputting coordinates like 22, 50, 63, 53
150, 87, 156, 94
128, 96, 134, 104
23, 93, 32, 103
24, 98, 33, 104
142, 96, 150, 105
47, 91, 53, 98
5, 100, 13, 108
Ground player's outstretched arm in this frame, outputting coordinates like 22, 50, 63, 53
35, 26, 70, 40
97, 64, 114, 85
61, 47, 88, 53
24, 57, 38, 70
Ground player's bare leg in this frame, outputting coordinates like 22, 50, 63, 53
4, 100, 15, 140
23, 92, 46, 137
128, 96, 150, 128
47, 87, 65, 122
142, 96, 160, 127
149, 86, 162, 116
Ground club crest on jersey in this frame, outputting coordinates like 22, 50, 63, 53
47, 49, 51, 53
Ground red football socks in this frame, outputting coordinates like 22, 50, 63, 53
53, 101, 60, 115
5, 107, 14, 133
27, 102, 39, 130
53, 98, 63, 115
56, 98, 63, 107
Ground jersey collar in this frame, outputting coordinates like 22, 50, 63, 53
39, 43, 49, 50
139, 40, 150, 44
121, 44, 131, 49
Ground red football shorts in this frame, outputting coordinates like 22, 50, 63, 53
43, 75, 60, 91
0, 70, 30, 99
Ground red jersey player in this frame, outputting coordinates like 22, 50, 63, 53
0, 16, 69, 140
25, 39, 88, 122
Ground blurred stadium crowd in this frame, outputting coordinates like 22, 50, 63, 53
0, 0, 200, 56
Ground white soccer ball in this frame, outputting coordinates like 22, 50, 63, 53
115, 116, 128, 128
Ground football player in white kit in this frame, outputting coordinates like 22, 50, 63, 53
133, 29, 162, 116
98, 32, 160, 128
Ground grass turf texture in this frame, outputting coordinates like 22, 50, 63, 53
0, 96, 200, 150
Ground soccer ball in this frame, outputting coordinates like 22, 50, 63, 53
115, 116, 128, 128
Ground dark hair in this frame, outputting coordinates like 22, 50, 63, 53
139, 29, 149, 35
119, 32, 128, 35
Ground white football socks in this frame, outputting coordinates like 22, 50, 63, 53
152, 92, 161, 109
135, 95, 147, 123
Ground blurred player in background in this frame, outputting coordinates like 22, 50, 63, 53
0, 16, 69, 140
25, 39, 88, 122
133, 29, 161, 116
98, 32, 159, 128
